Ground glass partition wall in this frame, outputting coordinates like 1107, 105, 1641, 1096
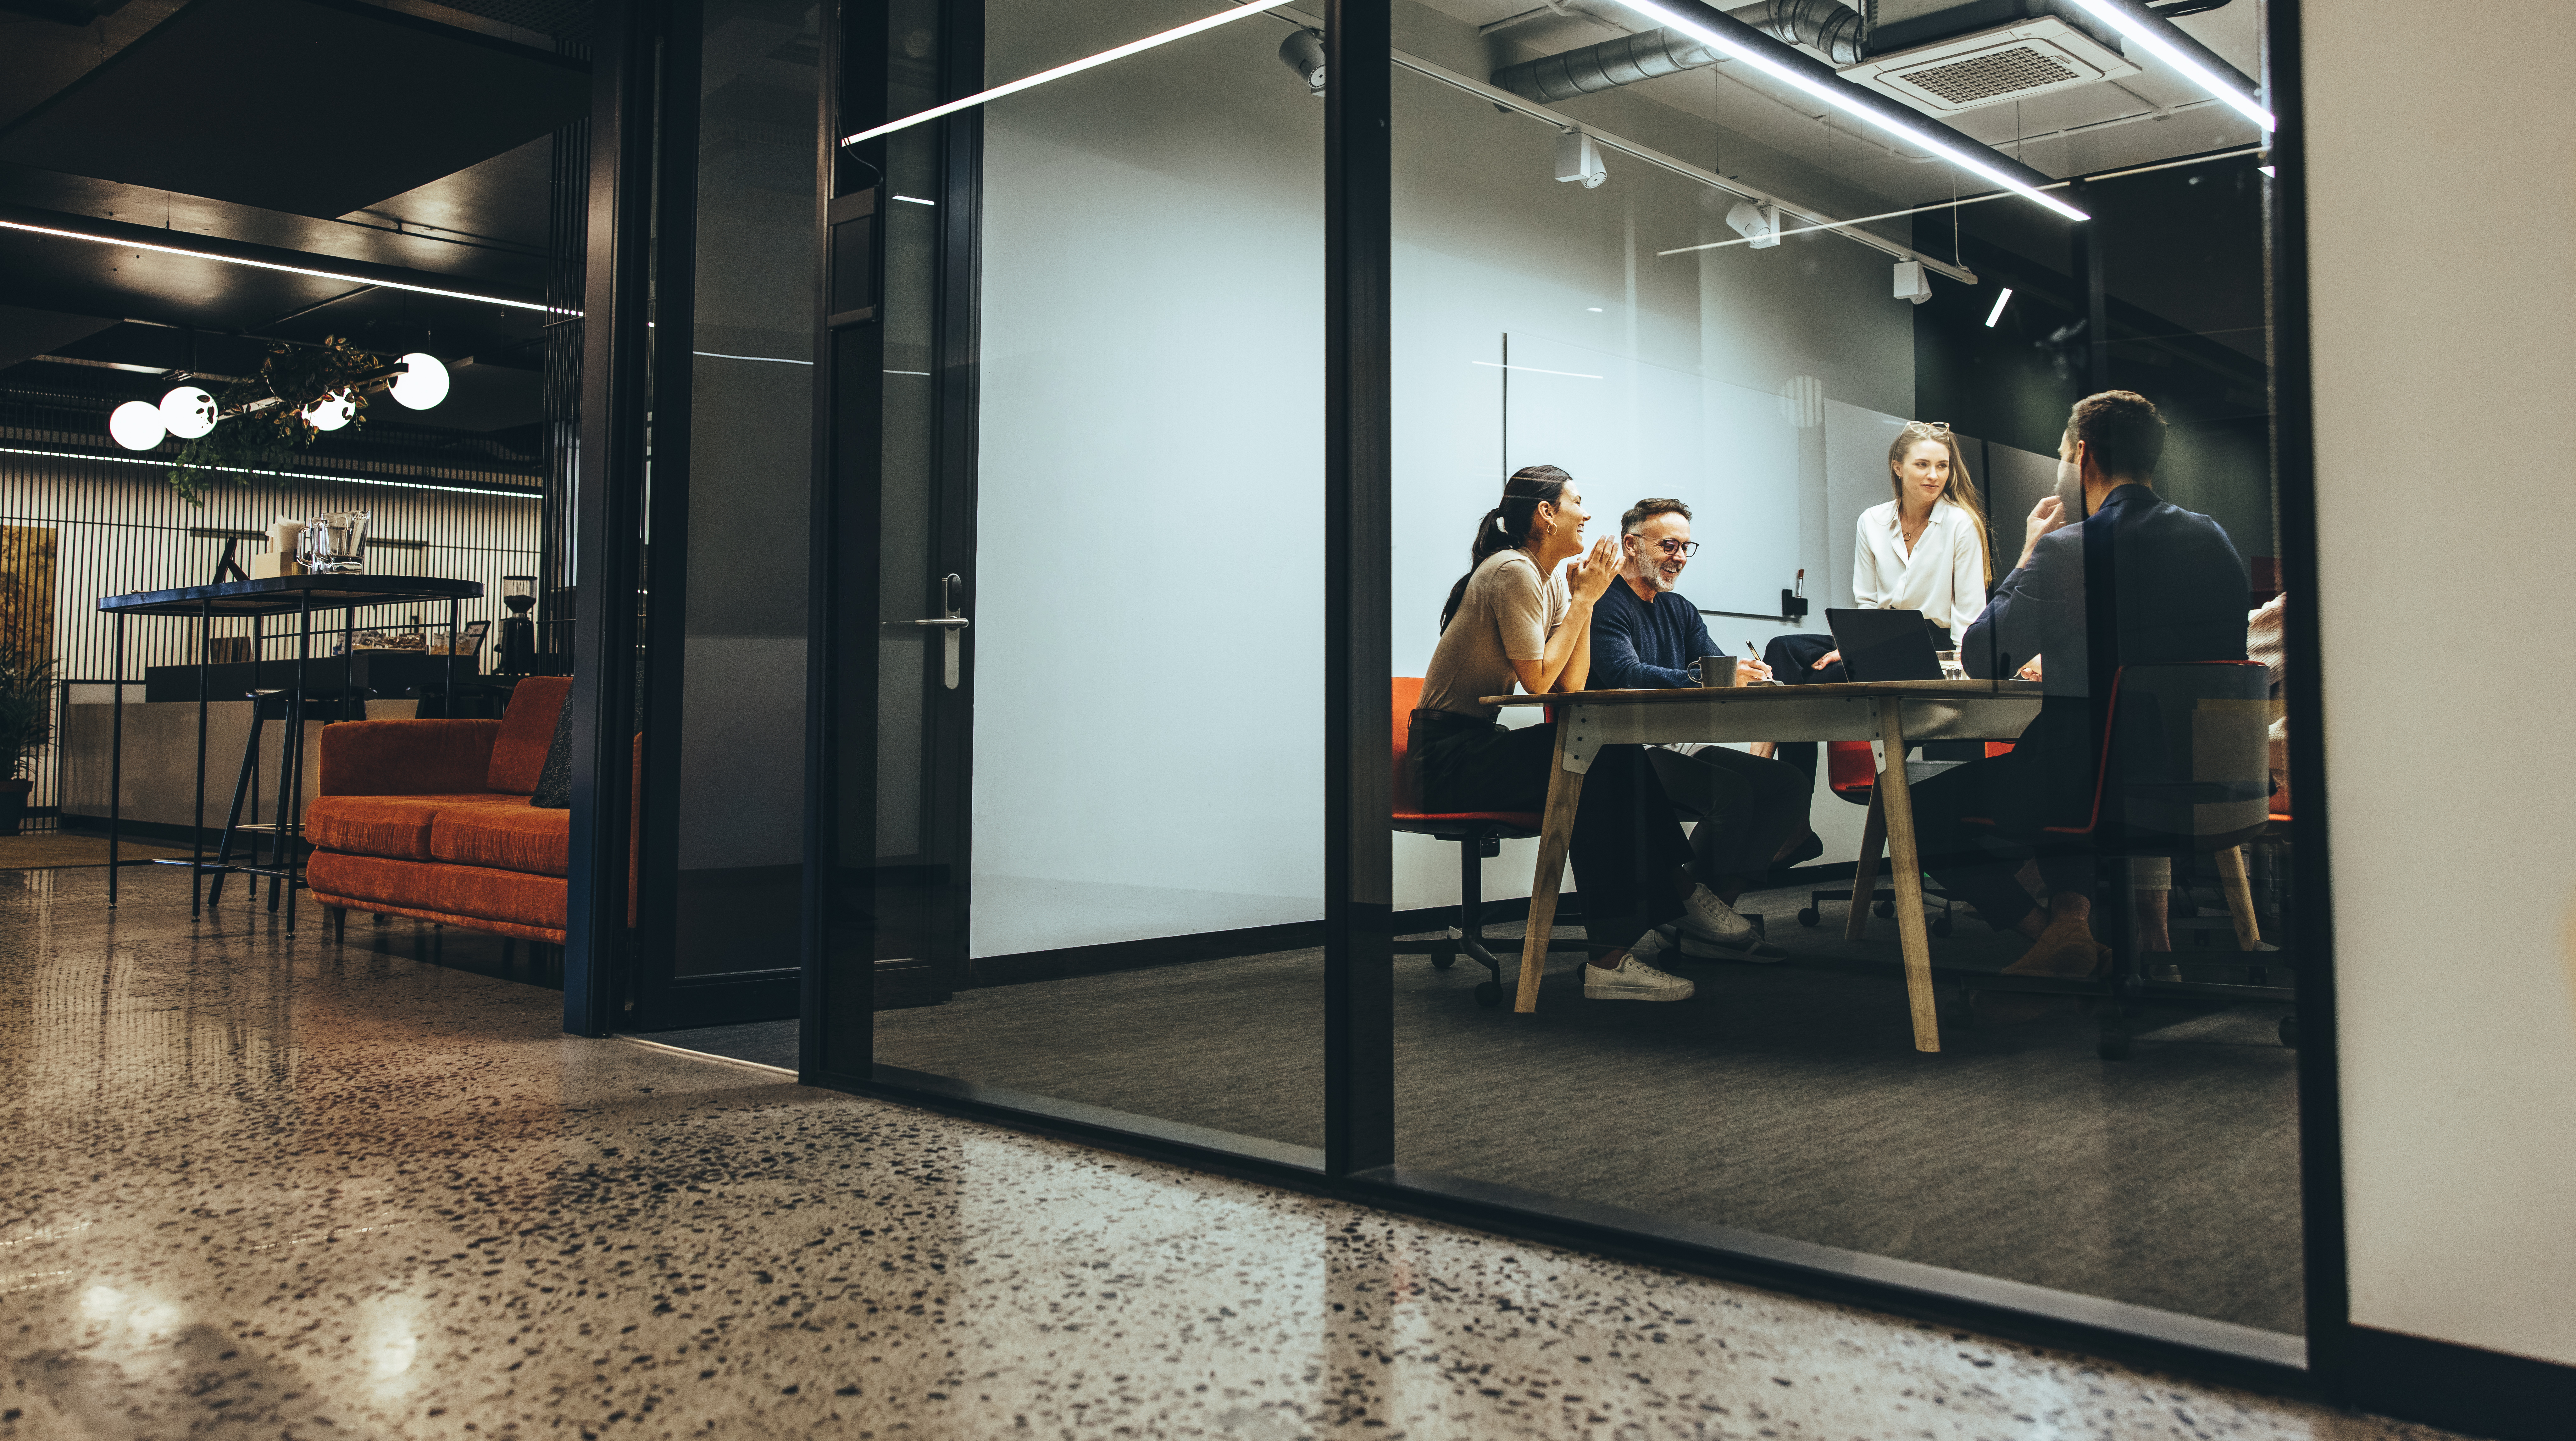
814, 0, 1330, 1153
802, 0, 2313, 1372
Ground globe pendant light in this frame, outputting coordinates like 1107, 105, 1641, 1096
158, 385, 219, 439
108, 400, 167, 451
303, 389, 355, 431
387, 352, 450, 410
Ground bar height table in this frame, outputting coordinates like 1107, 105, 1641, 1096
95, 575, 485, 929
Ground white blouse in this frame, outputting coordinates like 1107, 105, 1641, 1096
1852, 498, 1989, 637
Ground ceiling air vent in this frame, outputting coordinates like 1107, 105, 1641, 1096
1840, 17, 2140, 114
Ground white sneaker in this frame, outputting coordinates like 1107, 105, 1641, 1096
1676, 884, 1754, 943
1583, 950, 1696, 1002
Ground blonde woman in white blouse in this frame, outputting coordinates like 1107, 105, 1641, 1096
1812, 420, 1996, 670
1755, 422, 1997, 823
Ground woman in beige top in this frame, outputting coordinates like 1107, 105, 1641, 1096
1411, 465, 1771, 1004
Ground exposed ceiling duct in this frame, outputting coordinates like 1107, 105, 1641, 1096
1493, 0, 1864, 103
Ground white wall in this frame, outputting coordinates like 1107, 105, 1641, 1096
2307, 0, 2576, 1368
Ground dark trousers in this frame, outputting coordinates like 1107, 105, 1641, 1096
1410, 713, 1691, 947
1645, 745, 1808, 888
1763, 627, 1974, 796
1907, 719, 2099, 933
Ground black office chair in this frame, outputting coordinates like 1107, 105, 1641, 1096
1959, 662, 2274, 1058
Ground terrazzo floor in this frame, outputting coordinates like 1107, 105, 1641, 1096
0, 866, 2466, 1440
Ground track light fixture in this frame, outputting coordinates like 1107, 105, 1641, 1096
1726, 199, 1781, 248
1555, 130, 1607, 189
1893, 260, 1933, 305
1278, 29, 1325, 96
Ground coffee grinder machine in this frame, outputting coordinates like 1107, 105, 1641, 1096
498, 575, 537, 674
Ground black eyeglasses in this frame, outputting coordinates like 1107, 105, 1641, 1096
1629, 537, 1700, 558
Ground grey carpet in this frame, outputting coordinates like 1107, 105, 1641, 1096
653, 880, 2303, 1337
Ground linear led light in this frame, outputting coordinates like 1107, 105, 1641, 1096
1610, 0, 2089, 223
0, 218, 560, 314
1984, 288, 2013, 326
0, 444, 542, 500
2060, 0, 2273, 132
841, 0, 1296, 147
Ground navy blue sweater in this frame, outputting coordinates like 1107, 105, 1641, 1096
1590, 579, 1723, 690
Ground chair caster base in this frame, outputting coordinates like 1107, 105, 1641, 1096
1874, 899, 1895, 918
2278, 1015, 2300, 1049
1796, 906, 1820, 927
1473, 981, 1502, 1009
1429, 945, 1457, 971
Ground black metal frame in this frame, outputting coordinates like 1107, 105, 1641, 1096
580, 0, 2556, 1431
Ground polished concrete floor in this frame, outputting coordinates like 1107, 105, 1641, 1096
0, 866, 2460, 1440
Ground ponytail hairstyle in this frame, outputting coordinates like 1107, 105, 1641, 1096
1439, 464, 1572, 633
1886, 420, 1995, 589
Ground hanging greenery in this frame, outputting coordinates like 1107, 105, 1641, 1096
167, 335, 382, 505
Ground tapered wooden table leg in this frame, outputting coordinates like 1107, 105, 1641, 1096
1845, 789, 1887, 940
2215, 844, 2262, 950
1515, 720, 1587, 1014
1872, 702, 1942, 1052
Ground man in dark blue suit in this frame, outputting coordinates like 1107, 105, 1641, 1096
1912, 391, 2249, 980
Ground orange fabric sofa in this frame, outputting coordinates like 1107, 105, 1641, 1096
307, 677, 579, 944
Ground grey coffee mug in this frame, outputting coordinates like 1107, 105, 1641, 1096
1691, 655, 1742, 687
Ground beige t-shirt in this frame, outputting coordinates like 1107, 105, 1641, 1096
1420, 549, 1570, 719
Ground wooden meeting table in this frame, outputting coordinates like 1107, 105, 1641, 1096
1482, 678, 2044, 1052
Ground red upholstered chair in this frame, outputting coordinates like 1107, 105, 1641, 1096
1796, 741, 1998, 935
1391, 678, 1587, 1009
1957, 661, 2278, 1057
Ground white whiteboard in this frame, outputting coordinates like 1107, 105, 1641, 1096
1501, 333, 1800, 616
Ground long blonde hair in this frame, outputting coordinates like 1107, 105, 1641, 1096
1887, 421, 1993, 589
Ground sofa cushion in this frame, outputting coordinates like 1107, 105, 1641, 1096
429, 799, 569, 877
306, 793, 512, 861
306, 851, 452, 914
431, 861, 568, 933
487, 676, 572, 794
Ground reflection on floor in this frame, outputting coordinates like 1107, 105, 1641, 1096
679, 878, 2302, 1337
0, 865, 2445, 1440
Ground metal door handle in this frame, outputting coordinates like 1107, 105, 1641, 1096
925, 573, 967, 688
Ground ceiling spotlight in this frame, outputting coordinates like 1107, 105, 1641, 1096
1555, 130, 1606, 189
1278, 29, 1325, 96
109, 400, 167, 451
303, 390, 356, 431
388, 353, 451, 410
158, 385, 219, 440
1894, 260, 1933, 305
1984, 287, 2014, 327
1726, 199, 1781, 249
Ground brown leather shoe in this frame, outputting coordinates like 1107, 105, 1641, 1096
2002, 918, 2110, 978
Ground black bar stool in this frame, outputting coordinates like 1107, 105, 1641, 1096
206, 686, 371, 907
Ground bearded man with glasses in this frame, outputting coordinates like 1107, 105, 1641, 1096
1586, 497, 1811, 963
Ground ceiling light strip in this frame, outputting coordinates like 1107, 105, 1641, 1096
1609, 0, 2089, 223
841, 0, 1297, 147
0, 445, 542, 500
2060, 0, 2273, 133
1984, 288, 2013, 327
0, 219, 561, 315
1657, 144, 2265, 257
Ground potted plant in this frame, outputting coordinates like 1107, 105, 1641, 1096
0, 654, 57, 836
